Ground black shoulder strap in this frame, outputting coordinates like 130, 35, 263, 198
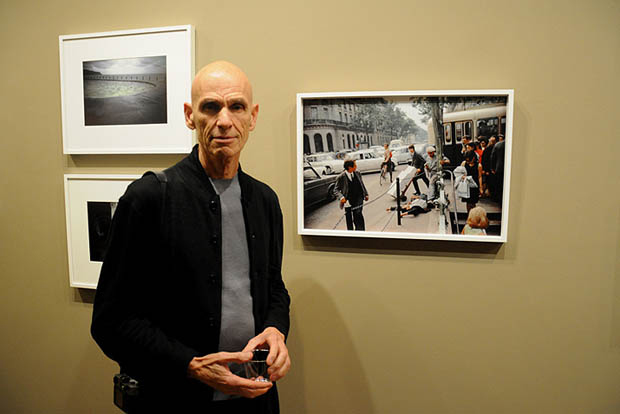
144, 170, 167, 229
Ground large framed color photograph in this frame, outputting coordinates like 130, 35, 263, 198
59, 25, 194, 154
64, 174, 140, 288
297, 90, 514, 242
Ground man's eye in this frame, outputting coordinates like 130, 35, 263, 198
203, 102, 221, 112
231, 103, 245, 111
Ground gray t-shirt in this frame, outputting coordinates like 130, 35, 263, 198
209, 174, 254, 401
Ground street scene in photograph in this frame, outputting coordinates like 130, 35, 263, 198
82, 56, 167, 126
301, 95, 508, 237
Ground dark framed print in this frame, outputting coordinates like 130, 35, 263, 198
64, 174, 140, 288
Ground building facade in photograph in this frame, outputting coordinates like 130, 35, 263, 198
302, 99, 396, 155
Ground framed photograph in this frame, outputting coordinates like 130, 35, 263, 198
64, 174, 140, 288
59, 25, 194, 154
297, 90, 514, 243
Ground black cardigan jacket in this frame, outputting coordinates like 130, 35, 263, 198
91, 146, 290, 406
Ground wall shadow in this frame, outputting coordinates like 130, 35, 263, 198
74, 288, 96, 305
280, 278, 375, 414
302, 234, 502, 259
65, 153, 186, 170
611, 205, 620, 350
63, 338, 117, 413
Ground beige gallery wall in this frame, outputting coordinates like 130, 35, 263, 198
1, 0, 619, 413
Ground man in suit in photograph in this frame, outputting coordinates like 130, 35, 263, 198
335, 159, 369, 231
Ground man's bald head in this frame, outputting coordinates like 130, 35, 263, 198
191, 61, 254, 106
184, 61, 259, 178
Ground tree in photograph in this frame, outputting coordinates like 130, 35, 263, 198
350, 98, 387, 147
410, 96, 449, 232
379, 101, 398, 141
411, 96, 447, 158
393, 107, 418, 142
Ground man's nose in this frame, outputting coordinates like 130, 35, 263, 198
216, 108, 233, 129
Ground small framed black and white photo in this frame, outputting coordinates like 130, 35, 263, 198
59, 25, 194, 154
296, 90, 514, 243
63, 174, 140, 288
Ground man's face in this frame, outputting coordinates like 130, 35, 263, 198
184, 67, 258, 162
428, 151, 436, 158
489, 137, 496, 146
409, 148, 414, 154
347, 161, 357, 172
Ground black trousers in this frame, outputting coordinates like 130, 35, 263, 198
412, 174, 429, 194
345, 204, 365, 230
492, 171, 504, 204
139, 382, 279, 413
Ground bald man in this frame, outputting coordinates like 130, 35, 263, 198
92, 61, 291, 413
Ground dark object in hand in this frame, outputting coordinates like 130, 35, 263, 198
253, 348, 269, 361
246, 348, 270, 381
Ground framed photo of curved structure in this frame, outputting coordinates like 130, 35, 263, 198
296, 90, 514, 243
59, 25, 194, 154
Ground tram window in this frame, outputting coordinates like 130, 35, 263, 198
476, 117, 499, 138
501, 116, 506, 135
454, 122, 463, 144
444, 123, 452, 145
464, 121, 472, 137
311, 107, 317, 119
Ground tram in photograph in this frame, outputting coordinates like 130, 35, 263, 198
424, 104, 508, 236
427, 104, 507, 165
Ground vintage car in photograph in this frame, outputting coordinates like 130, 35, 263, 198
346, 149, 384, 173
303, 164, 328, 177
304, 152, 343, 175
303, 162, 338, 209
394, 143, 431, 165
391, 146, 411, 165
389, 139, 405, 149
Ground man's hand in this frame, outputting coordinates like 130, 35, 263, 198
187, 352, 272, 398
242, 327, 291, 382
364, 195, 369, 202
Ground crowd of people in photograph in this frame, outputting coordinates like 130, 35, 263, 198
398, 134, 505, 235
460, 134, 506, 206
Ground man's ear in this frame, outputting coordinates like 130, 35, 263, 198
249, 103, 259, 131
184, 102, 195, 130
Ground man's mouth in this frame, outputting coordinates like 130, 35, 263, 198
211, 136, 236, 143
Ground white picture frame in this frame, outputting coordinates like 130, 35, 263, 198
59, 25, 195, 154
297, 89, 514, 243
64, 174, 140, 288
